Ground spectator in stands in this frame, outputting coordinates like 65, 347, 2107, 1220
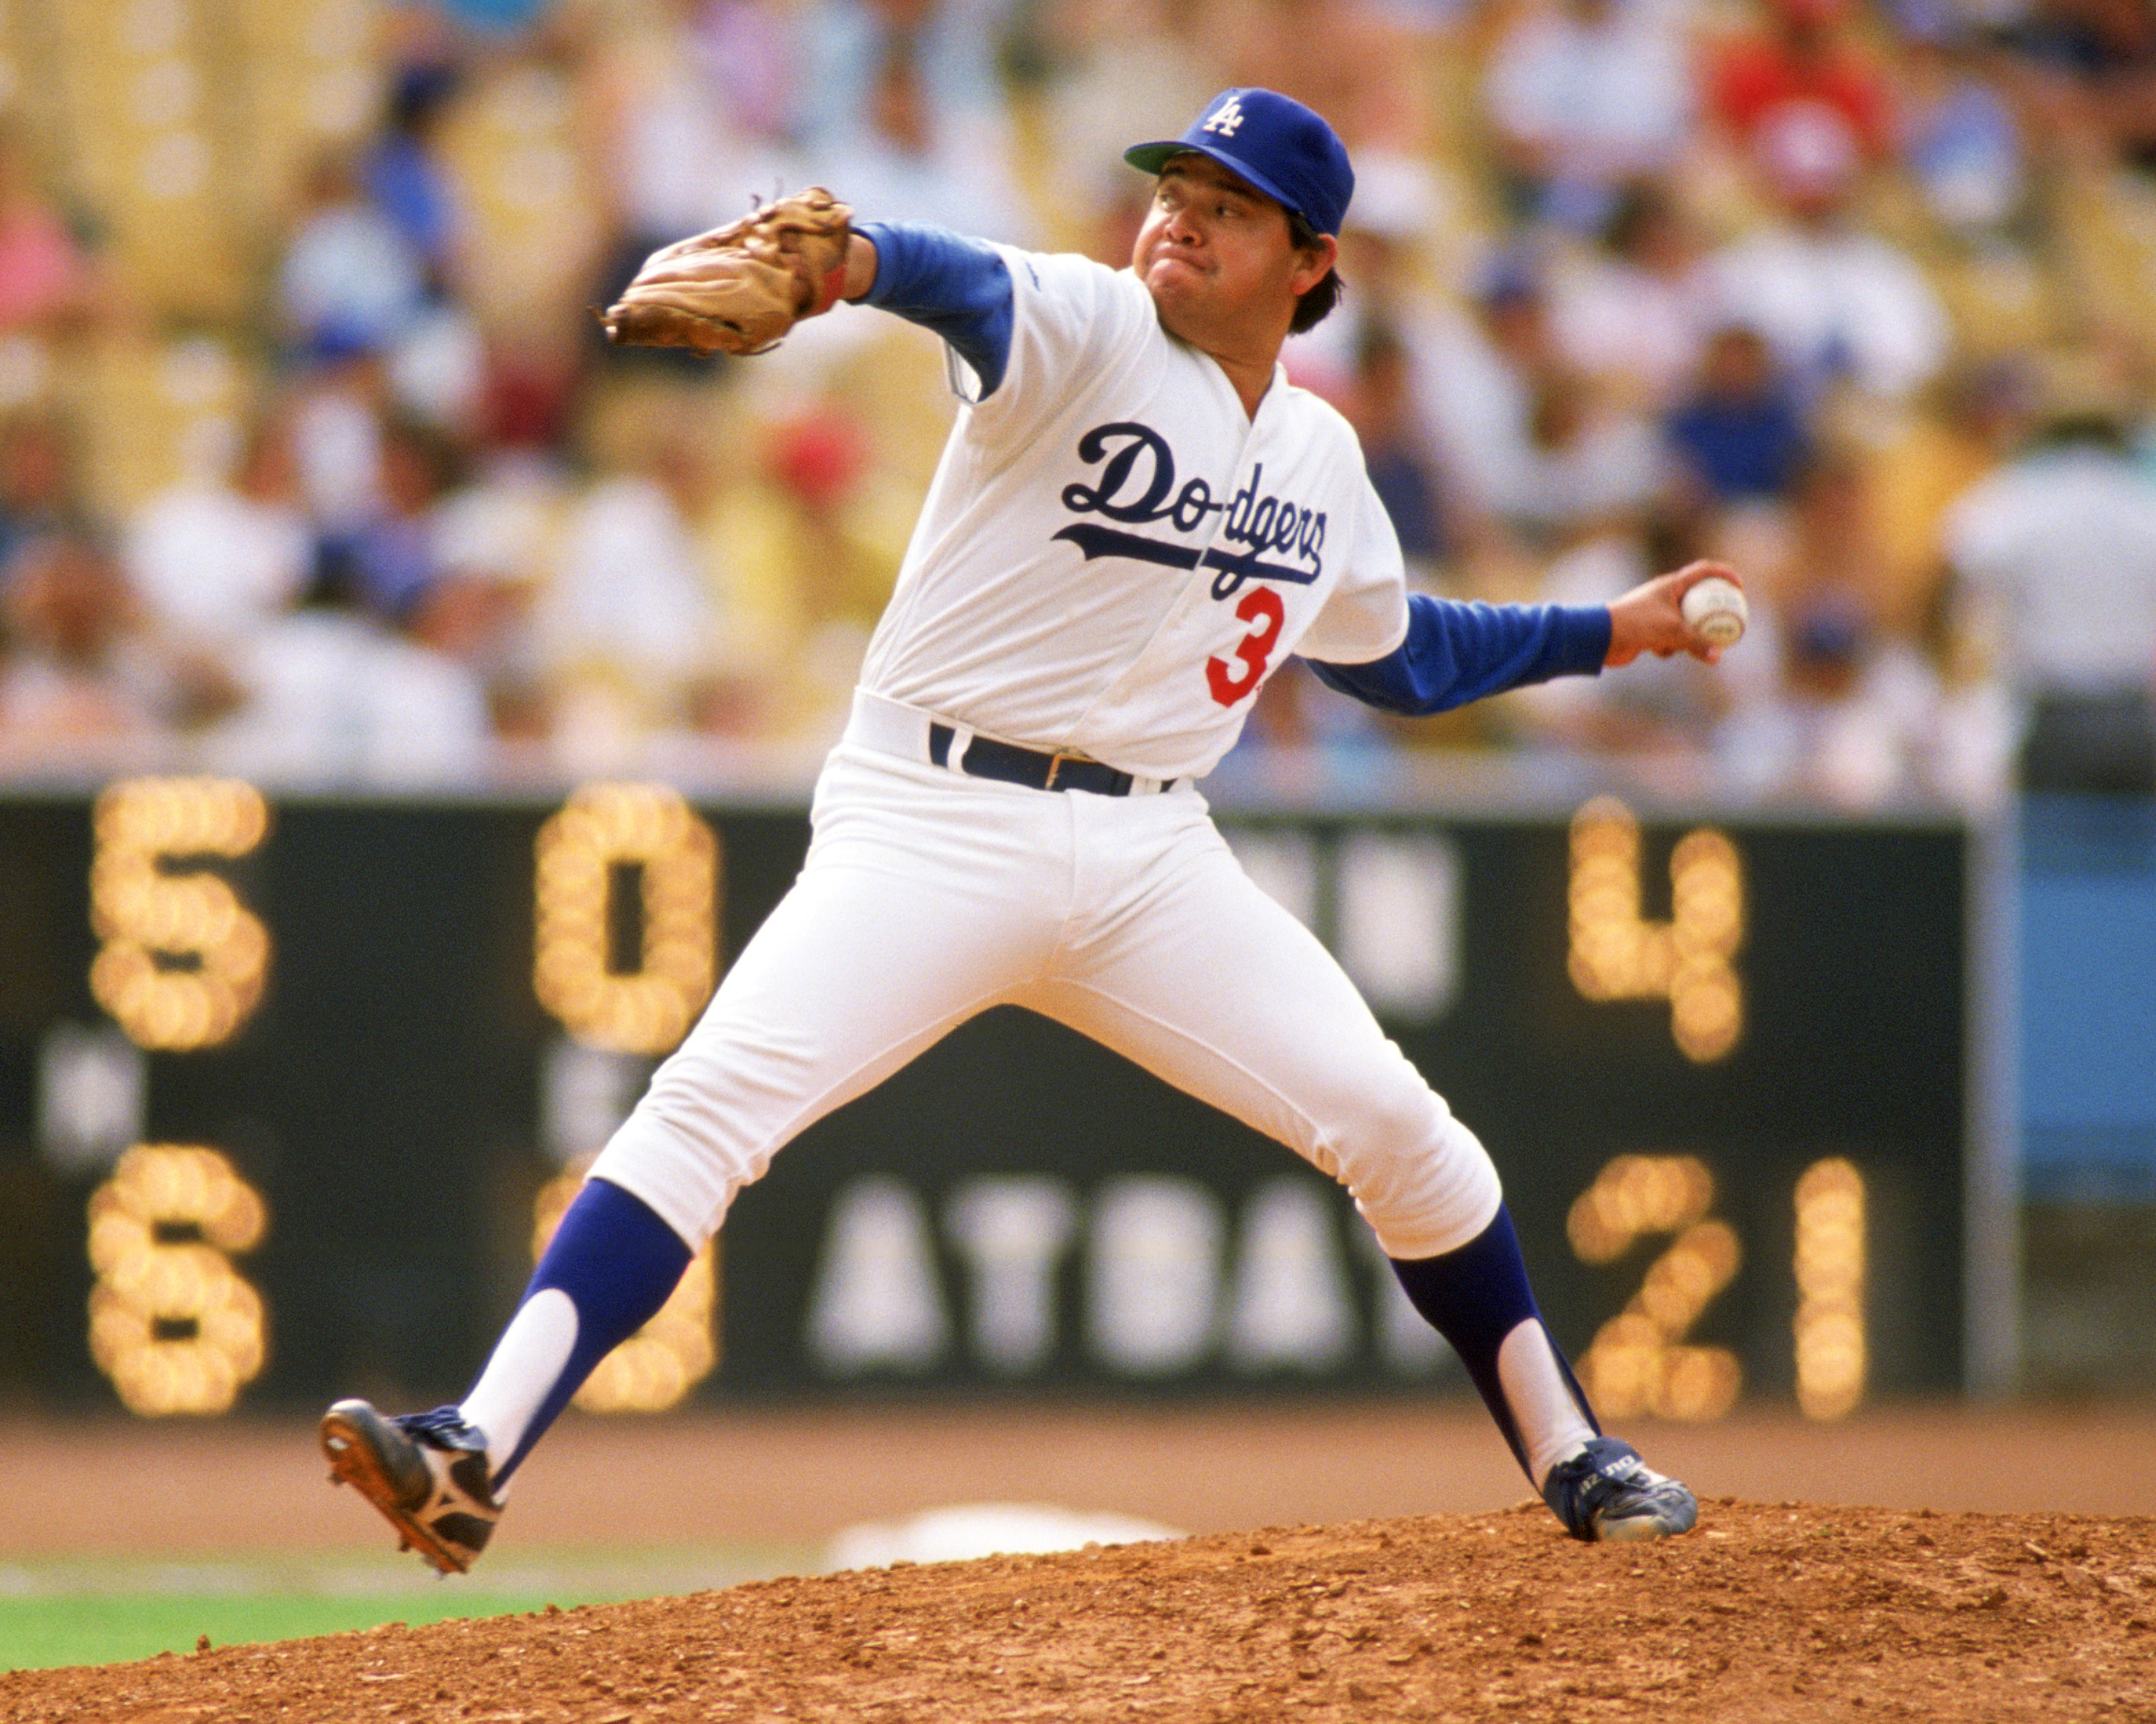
317, 416, 464, 626
1503, 369, 1666, 550
1755, 600, 1887, 798
1707, 131, 1951, 402
1217, 0, 1433, 155
1550, 182, 1716, 409
1943, 362, 2156, 795
802, 0, 1014, 151
1665, 325, 1814, 506
1995, 0, 2156, 171
537, 421, 723, 755
1345, 322, 1449, 579
0, 127, 93, 338
760, 405, 897, 635
385, 293, 489, 441
810, 29, 1034, 241
1782, 453, 1890, 638
1705, 453, 1915, 804
1708, 0, 1895, 180
0, 533, 162, 745
406, 568, 537, 743
123, 417, 312, 658
582, 0, 807, 303
362, 65, 465, 285
1901, 29, 2027, 232
432, 448, 561, 596
1910, 573, 2017, 808
1037, 0, 1221, 240
0, 412, 83, 573
207, 541, 492, 786
718, 402, 909, 740
475, 334, 582, 454
1521, 515, 1739, 760
288, 361, 389, 539
278, 153, 430, 363
1868, 359, 2039, 636
1719, 445, 2011, 812
1415, 264, 1557, 527
428, 446, 560, 736
1484, 0, 1696, 229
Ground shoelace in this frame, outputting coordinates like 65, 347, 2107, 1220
1547, 1442, 1648, 1530
398, 1405, 486, 1450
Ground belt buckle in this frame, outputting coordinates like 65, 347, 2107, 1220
1043, 750, 1086, 790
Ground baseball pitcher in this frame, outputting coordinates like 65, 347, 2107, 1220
323, 88, 1739, 1574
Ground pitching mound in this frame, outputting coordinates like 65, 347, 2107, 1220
5, 1502, 2152, 1721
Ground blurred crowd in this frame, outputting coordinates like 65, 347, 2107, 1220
5, 0, 2156, 803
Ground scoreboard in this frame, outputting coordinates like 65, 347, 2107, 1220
0, 776, 2004, 1421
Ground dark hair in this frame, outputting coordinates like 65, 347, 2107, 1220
1285, 208, 1344, 334
1600, 180, 1670, 258
2034, 412, 2131, 455
1354, 319, 1406, 374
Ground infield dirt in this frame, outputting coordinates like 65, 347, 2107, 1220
5, 1501, 2153, 1722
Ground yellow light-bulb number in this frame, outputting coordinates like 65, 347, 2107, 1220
1570, 1155, 1742, 1421
90, 778, 271, 1050
1794, 1158, 1867, 1419
534, 784, 719, 1055
1568, 797, 1743, 1062
532, 1170, 718, 1411
88, 1145, 269, 1416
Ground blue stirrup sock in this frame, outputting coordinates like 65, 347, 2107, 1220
1390, 1204, 1600, 1488
458, 1176, 694, 1488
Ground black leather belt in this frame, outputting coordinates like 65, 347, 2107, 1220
928, 723, 1170, 796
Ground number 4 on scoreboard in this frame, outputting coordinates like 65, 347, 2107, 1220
1567, 798, 1743, 1064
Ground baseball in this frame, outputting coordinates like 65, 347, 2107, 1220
1681, 575, 1748, 647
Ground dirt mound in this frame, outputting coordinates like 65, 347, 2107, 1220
6, 1502, 2154, 1721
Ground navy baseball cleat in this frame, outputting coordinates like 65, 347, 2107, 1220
321, 1399, 502, 1574
1542, 1436, 1698, 1543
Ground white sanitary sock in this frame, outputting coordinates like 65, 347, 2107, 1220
1497, 1318, 1598, 1489
456, 1288, 580, 1486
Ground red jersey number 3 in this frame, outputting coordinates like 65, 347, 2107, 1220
1205, 587, 1285, 707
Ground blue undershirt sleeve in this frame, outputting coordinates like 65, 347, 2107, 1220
854, 221, 1015, 398
1306, 595, 1613, 716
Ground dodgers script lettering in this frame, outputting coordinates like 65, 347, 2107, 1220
1054, 421, 1325, 597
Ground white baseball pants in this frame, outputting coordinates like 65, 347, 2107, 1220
589, 694, 1503, 1262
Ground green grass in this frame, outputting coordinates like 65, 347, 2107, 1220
0, 1589, 573, 1670
0, 1544, 815, 1672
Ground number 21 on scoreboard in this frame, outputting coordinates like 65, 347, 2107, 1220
1569, 1153, 1868, 1424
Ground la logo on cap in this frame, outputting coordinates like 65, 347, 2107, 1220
1202, 96, 1245, 137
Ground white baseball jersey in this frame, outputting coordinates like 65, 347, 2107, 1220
859, 246, 1410, 783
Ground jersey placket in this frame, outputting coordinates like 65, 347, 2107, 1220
1062, 360, 1282, 757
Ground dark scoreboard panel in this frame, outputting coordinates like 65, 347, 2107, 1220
0, 781, 1975, 1421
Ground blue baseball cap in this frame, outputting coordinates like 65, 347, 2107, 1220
1124, 88, 1354, 238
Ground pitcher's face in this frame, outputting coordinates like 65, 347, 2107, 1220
1133, 155, 1324, 351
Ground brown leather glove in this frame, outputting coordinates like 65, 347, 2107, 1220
599, 188, 855, 357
